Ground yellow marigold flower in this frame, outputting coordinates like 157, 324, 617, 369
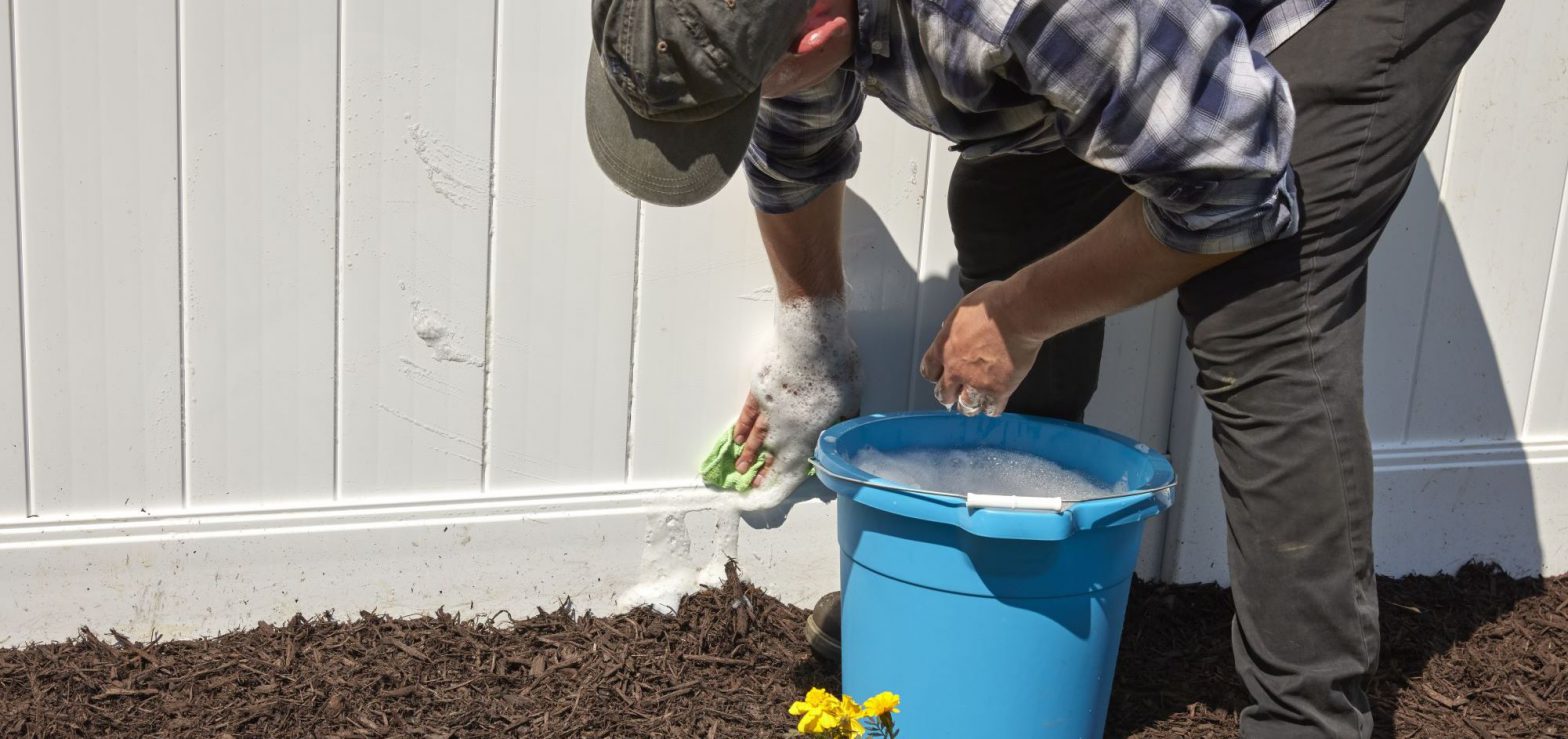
804, 688, 836, 709
840, 694, 863, 717
790, 688, 845, 735
839, 694, 866, 736
862, 691, 901, 717
794, 707, 842, 735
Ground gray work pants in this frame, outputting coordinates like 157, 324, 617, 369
946, 1, 1502, 735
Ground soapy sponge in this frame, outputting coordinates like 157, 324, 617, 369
699, 426, 768, 492
698, 425, 817, 493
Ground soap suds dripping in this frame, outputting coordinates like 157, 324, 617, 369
408, 298, 485, 367
619, 505, 740, 614
406, 121, 491, 210
620, 298, 859, 611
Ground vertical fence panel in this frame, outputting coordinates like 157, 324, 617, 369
180, 0, 339, 506
841, 107, 931, 416
1363, 102, 1456, 444
906, 147, 963, 410
625, 184, 785, 483
627, 103, 930, 482
0, 1, 23, 516
337, 0, 495, 496
1522, 176, 1568, 438
483, 0, 638, 491
14, 0, 182, 514
1405, 0, 1568, 443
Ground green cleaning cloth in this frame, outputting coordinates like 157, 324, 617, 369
698, 425, 816, 492
700, 426, 769, 492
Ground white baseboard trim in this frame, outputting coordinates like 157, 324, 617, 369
9, 437, 1561, 644
1373, 437, 1568, 471
1164, 435, 1568, 585
0, 482, 717, 549
0, 482, 843, 646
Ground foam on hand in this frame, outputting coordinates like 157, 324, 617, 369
737, 297, 860, 510
850, 447, 1127, 501
621, 298, 857, 612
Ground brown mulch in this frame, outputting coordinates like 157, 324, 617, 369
1107, 563, 1566, 738
0, 562, 1562, 738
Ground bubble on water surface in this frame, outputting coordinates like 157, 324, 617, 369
850, 447, 1127, 501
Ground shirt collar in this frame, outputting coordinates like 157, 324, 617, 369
852, 0, 892, 73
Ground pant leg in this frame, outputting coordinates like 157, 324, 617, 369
946, 148, 1130, 421
1177, 1, 1503, 736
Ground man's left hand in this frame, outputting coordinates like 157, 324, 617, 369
919, 196, 1244, 418
919, 281, 1042, 417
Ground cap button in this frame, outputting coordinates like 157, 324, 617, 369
871, 40, 886, 53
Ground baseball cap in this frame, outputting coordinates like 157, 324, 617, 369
586, 0, 810, 207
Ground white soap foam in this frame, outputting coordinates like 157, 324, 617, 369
618, 505, 739, 614
736, 297, 860, 511
850, 447, 1127, 501
621, 298, 855, 611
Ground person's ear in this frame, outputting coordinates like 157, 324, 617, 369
762, 1, 854, 99
795, 14, 851, 56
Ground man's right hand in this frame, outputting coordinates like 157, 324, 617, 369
734, 391, 773, 484
730, 300, 862, 493
733, 179, 851, 493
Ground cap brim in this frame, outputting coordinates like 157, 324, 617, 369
585, 52, 758, 208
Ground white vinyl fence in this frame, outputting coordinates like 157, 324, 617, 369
0, 0, 1563, 644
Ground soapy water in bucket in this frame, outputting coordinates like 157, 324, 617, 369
850, 447, 1129, 501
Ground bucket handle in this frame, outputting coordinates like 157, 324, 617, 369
963, 493, 1064, 512
810, 459, 1175, 512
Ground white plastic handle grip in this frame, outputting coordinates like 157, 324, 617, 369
965, 494, 1065, 512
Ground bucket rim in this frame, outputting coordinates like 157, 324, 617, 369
814, 412, 1176, 498
812, 412, 1176, 540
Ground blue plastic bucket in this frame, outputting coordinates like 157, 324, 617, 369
813, 412, 1176, 738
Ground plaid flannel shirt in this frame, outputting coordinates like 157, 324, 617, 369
744, 0, 1329, 254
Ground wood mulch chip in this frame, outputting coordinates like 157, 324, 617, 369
1108, 562, 1565, 738
1, 562, 1561, 737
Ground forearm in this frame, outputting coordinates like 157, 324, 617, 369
1001, 195, 1239, 342
754, 181, 847, 300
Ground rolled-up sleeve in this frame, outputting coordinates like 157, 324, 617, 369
1005, 0, 1300, 253
744, 68, 866, 214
